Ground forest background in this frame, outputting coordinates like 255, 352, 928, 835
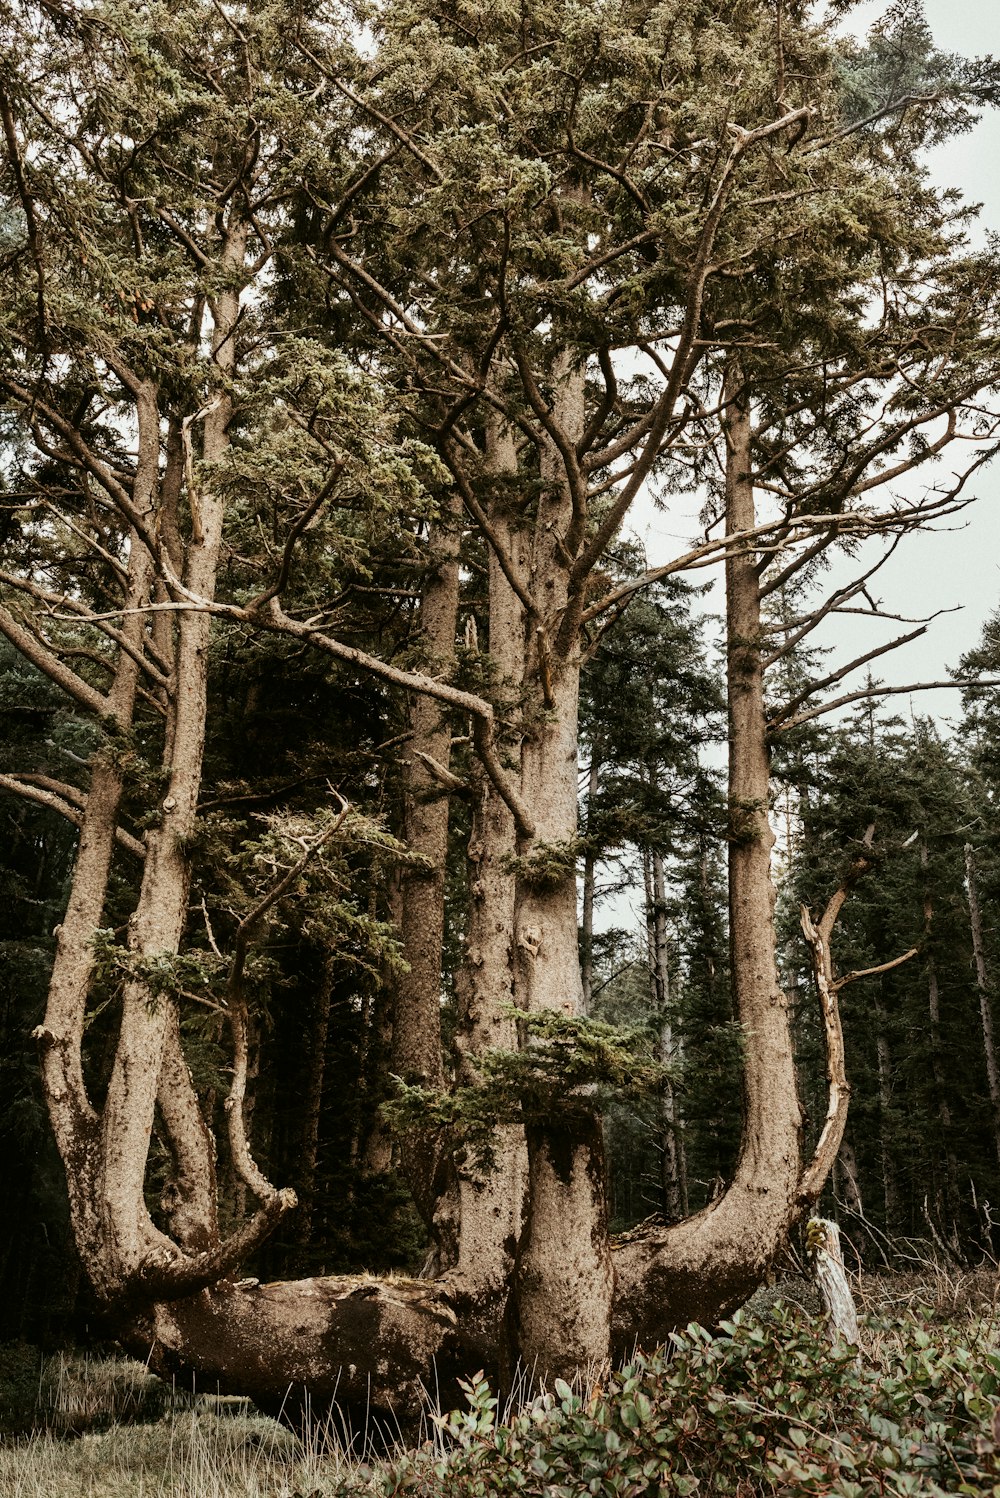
2, 0, 1000, 1400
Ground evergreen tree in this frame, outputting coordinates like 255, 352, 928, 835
0, 0, 998, 1418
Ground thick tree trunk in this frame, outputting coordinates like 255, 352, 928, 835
507, 363, 614, 1381
138, 1274, 480, 1437
431, 423, 527, 1339
389, 499, 461, 1219
41, 348, 835, 1417
609, 371, 803, 1350
39, 220, 296, 1309
512, 675, 614, 1379
35, 381, 163, 1278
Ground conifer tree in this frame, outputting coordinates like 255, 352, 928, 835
1, 0, 999, 1417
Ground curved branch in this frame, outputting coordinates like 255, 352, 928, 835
796, 826, 917, 1207
0, 602, 109, 717
244, 465, 344, 612
570, 107, 812, 587
0, 773, 145, 857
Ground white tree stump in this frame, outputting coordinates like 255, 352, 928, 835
808, 1217, 860, 1353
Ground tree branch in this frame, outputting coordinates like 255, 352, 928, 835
570, 107, 812, 588
797, 825, 877, 1206
767, 624, 928, 731
0, 602, 109, 717
0, 773, 145, 857
772, 677, 1000, 733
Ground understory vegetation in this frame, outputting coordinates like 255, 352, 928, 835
3, 1274, 1000, 1497
4, 0, 1000, 1441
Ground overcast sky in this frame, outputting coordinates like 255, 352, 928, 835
630, 0, 1000, 730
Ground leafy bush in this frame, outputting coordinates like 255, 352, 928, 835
378, 1304, 1000, 1497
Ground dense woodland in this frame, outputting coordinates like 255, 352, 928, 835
2, 0, 1000, 1429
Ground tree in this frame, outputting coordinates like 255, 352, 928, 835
781, 711, 995, 1254
579, 575, 724, 1220
1, 0, 999, 1425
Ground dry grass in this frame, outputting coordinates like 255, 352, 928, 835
0, 1357, 378, 1498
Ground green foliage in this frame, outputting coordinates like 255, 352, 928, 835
838, 0, 1000, 146
503, 840, 586, 894
778, 705, 998, 1250
384, 1009, 666, 1167
384, 1304, 1000, 1497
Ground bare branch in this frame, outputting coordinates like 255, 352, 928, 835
797, 824, 878, 1206
834, 949, 918, 993
768, 625, 928, 731
773, 677, 1000, 733
0, 773, 145, 857
413, 751, 469, 793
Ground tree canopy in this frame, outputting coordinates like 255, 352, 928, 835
1, 0, 999, 1426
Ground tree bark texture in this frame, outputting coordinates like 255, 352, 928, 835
36, 220, 297, 1309
645, 846, 686, 1221
430, 420, 528, 1339
581, 751, 600, 1014
390, 498, 461, 1220
965, 843, 1000, 1171
609, 372, 805, 1349
507, 361, 615, 1381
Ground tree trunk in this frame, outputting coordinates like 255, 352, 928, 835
610, 369, 804, 1351
389, 498, 461, 1220
873, 992, 902, 1235
645, 846, 686, 1222
581, 751, 600, 1013
431, 421, 527, 1343
35, 380, 164, 1280
290, 958, 335, 1271
965, 842, 1000, 1171
37, 219, 298, 1307
507, 363, 614, 1382
835, 1135, 865, 1221
921, 847, 961, 1243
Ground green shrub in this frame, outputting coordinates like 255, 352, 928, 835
379, 1304, 1000, 1497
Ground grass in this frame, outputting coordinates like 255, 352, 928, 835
0, 1354, 373, 1497
2, 1267, 1000, 1496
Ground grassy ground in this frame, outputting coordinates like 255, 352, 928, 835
0, 1352, 373, 1497
2, 1270, 999, 1496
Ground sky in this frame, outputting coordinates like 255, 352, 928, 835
628, 0, 1000, 731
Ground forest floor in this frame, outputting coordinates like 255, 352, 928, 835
1, 1269, 999, 1496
